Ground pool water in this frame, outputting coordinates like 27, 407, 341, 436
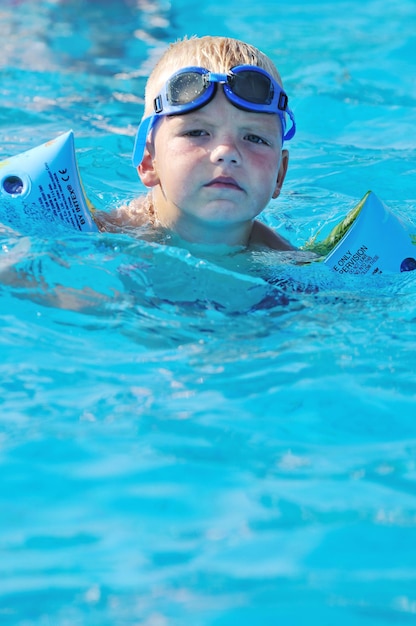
1, 1, 416, 624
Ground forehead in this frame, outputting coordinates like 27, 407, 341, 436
169, 89, 282, 133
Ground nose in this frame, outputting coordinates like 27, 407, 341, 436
210, 135, 241, 166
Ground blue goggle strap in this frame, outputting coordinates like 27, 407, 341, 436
132, 115, 157, 168
283, 108, 296, 141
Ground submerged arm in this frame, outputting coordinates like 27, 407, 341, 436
250, 220, 296, 251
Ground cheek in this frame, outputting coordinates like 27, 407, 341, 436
156, 133, 201, 167
251, 152, 280, 190
248, 144, 280, 170
153, 140, 202, 201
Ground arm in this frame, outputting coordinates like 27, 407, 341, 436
250, 219, 296, 251
94, 196, 150, 232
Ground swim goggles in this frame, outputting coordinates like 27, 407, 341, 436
132, 64, 296, 167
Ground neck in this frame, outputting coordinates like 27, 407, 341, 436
151, 189, 253, 247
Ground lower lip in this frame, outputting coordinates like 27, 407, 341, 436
206, 181, 242, 191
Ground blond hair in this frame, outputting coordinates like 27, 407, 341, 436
143, 35, 283, 118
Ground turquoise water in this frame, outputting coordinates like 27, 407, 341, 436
1, 1, 416, 624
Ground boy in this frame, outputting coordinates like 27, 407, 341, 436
96, 35, 297, 251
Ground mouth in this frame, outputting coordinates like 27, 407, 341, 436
205, 176, 243, 191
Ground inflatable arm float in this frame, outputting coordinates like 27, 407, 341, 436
0, 131, 97, 233
305, 191, 416, 275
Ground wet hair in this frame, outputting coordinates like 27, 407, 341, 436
143, 35, 283, 118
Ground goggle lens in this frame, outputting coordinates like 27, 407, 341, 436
167, 72, 208, 105
165, 69, 274, 108
229, 71, 273, 105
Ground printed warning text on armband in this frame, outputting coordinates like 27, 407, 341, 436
67, 184, 87, 227
332, 245, 379, 275
35, 174, 75, 229
42, 161, 87, 230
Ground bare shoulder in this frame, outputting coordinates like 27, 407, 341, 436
94, 196, 150, 232
250, 220, 296, 251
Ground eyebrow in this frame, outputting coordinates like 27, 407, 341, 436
170, 108, 281, 130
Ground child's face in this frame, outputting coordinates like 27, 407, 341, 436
139, 89, 288, 245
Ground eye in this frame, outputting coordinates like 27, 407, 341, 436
244, 133, 271, 145
184, 129, 209, 137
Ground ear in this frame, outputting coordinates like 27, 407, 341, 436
272, 149, 289, 199
137, 145, 160, 188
